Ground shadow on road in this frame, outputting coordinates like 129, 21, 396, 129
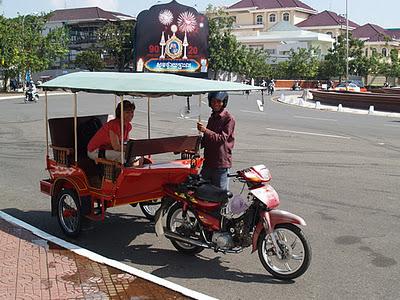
2, 208, 293, 285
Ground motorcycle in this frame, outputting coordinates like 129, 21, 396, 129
25, 83, 39, 103
155, 164, 311, 280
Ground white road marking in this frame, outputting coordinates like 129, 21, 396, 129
266, 127, 351, 139
240, 110, 264, 114
177, 117, 207, 122
0, 211, 217, 300
294, 115, 337, 122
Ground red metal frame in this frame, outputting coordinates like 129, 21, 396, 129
40, 156, 203, 221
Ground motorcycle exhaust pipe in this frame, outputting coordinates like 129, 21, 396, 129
164, 231, 210, 248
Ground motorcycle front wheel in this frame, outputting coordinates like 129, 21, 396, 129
166, 203, 204, 255
257, 223, 311, 280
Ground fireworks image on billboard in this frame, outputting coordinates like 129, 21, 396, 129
135, 0, 209, 76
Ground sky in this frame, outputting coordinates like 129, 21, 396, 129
1, 0, 400, 28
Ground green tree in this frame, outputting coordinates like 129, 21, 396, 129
379, 49, 400, 81
0, 13, 68, 91
74, 49, 105, 71
271, 61, 289, 79
323, 35, 347, 80
286, 47, 320, 79
207, 5, 236, 78
348, 38, 368, 77
97, 20, 135, 71
206, 6, 270, 80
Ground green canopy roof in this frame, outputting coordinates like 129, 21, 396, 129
41, 72, 263, 97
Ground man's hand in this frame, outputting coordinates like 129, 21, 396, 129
197, 122, 206, 133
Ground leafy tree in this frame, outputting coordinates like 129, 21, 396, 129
348, 38, 368, 77
206, 6, 271, 80
380, 49, 400, 81
323, 35, 347, 80
74, 49, 105, 71
286, 47, 319, 79
0, 13, 68, 91
206, 5, 236, 78
97, 20, 135, 71
241, 47, 271, 79
271, 61, 289, 79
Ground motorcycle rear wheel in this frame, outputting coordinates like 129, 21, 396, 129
257, 223, 311, 280
166, 203, 204, 255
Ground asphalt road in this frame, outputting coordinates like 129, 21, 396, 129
0, 91, 399, 299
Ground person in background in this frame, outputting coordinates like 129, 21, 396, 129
197, 91, 235, 190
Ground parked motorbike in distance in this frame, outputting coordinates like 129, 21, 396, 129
24, 82, 39, 103
155, 165, 311, 280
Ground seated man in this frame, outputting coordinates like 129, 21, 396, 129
87, 100, 141, 165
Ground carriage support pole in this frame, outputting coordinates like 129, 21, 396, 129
45, 91, 49, 158
120, 95, 124, 165
73, 93, 78, 164
147, 97, 151, 139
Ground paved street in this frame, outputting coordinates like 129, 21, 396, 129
0, 91, 399, 299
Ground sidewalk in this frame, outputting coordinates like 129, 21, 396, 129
0, 91, 71, 101
0, 212, 216, 300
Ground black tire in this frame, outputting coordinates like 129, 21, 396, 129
257, 223, 311, 280
56, 189, 82, 238
139, 199, 161, 221
166, 203, 204, 255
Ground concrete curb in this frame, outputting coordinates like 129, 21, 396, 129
277, 94, 400, 118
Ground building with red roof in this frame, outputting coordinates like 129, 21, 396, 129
296, 10, 358, 39
352, 23, 400, 59
45, 7, 135, 69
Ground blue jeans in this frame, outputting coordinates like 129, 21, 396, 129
201, 167, 229, 190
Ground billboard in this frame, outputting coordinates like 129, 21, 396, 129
135, 0, 209, 76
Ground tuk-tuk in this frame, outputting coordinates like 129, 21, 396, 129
39, 72, 262, 237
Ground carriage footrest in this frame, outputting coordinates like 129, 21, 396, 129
40, 179, 53, 196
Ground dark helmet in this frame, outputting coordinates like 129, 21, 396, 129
208, 91, 229, 108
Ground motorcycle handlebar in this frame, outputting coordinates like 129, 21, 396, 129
227, 172, 240, 178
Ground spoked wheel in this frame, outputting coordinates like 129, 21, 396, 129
257, 223, 311, 280
166, 203, 204, 255
56, 189, 82, 238
139, 199, 161, 221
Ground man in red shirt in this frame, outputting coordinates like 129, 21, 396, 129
88, 100, 134, 162
197, 91, 235, 190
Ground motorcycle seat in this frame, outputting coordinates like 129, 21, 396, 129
194, 184, 232, 203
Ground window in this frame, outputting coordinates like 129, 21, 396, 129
365, 48, 368, 57
251, 45, 264, 50
256, 15, 263, 25
382, 48, 387, 57
283, 13, 289, 22
326, 31, 333, 37
269, 14, 276, 23
230, 16, 236, 24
